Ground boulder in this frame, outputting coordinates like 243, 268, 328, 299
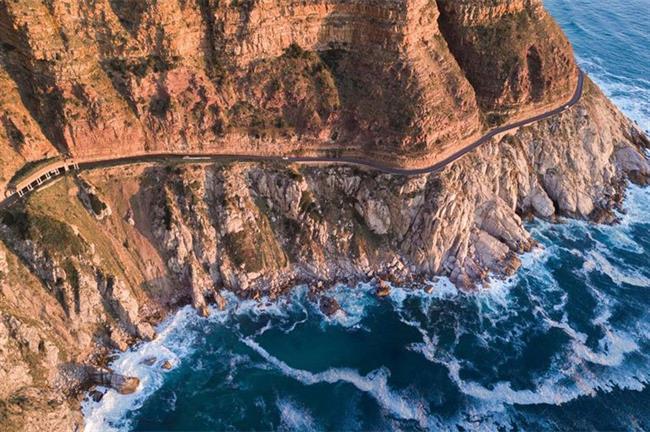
91, 370, 140, 394
319, 296, 341, 316
375, 280, 391, 298
529, 188, 555, 218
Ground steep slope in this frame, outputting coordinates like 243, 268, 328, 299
1, 1, 649, 430
436, 0, 577, 123
1, 74, 648, 429
1, 0, 578, 196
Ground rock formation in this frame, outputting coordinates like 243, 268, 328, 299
0, 1, 648, 430
0, 0, 578, 195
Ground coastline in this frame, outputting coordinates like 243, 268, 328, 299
1, 1, 649, 429
82, 182, 650, 430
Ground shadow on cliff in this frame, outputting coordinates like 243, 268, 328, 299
314, 4, 419, 154
108, 0, 148, 35
0, 3, 69, 154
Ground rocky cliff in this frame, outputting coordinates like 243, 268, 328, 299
0, 0, 578, 194
1, 73, 648, 429
1, 0, 649, 430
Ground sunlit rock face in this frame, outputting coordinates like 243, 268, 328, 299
0, 0, 577, 191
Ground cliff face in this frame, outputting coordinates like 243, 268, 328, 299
1, 1, 649, 430
436, 0, 577, 119
0, 0, 576, 193
0, 72, 648, 429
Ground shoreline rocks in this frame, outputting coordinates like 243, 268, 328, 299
90, 370, 140, 395
375, 280, 391, 298
319, 296, 342, 316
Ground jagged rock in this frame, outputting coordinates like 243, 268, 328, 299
97, 274, 155, 340
161, 361, 173, 370
250, 169, 307, 219
319, 296, 341, 317
213, 291, 228, 311
529, 187, 556, 218
615, 147, 650, 185
355, 186, 392, 235
590, 207, 618, 225
76, 179, 112, 220
375, 280, 391, 298
108, 325, 131, 352
88, 389, 104, 402
473, 231, 512, 273
478, 199, 532, 253
91, 370, 140, 395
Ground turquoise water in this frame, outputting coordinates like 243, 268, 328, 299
84, 1, 650, 430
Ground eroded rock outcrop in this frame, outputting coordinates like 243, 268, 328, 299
0, 2, 648, 430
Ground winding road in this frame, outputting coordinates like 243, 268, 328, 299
0, 70, 584, 211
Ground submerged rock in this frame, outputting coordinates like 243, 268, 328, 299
141, 356, 157, 366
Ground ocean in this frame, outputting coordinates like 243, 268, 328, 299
83, 1, 650, 430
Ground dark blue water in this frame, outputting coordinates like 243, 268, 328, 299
84, 1, 650, 430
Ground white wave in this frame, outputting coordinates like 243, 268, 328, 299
618, 184, 650, 229
443, 351, 648, 410
578, 56, 650, 131
276, 397, 319, 432
422, 302, 647, 412
82, 306, 205, 432
544, 313, 639, 368
242, 337, 430, 428
281, 300, 309, 334
583, 250, 650, 287
595, 225, 645, 255
388, 278, 459, 313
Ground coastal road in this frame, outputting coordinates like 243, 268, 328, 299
0, 70, 584, 211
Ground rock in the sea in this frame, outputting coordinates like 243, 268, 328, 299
88, 389, 104, 402
319, 296, 341, 316
213, 291, 228, 311
141, 356, 157, 366
375, 280, 391, 298
590, 207, 618, 225
91, 370, 140, 394
161, 361, 173, 370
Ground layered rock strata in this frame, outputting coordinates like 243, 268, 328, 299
1, 0, 576, 195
